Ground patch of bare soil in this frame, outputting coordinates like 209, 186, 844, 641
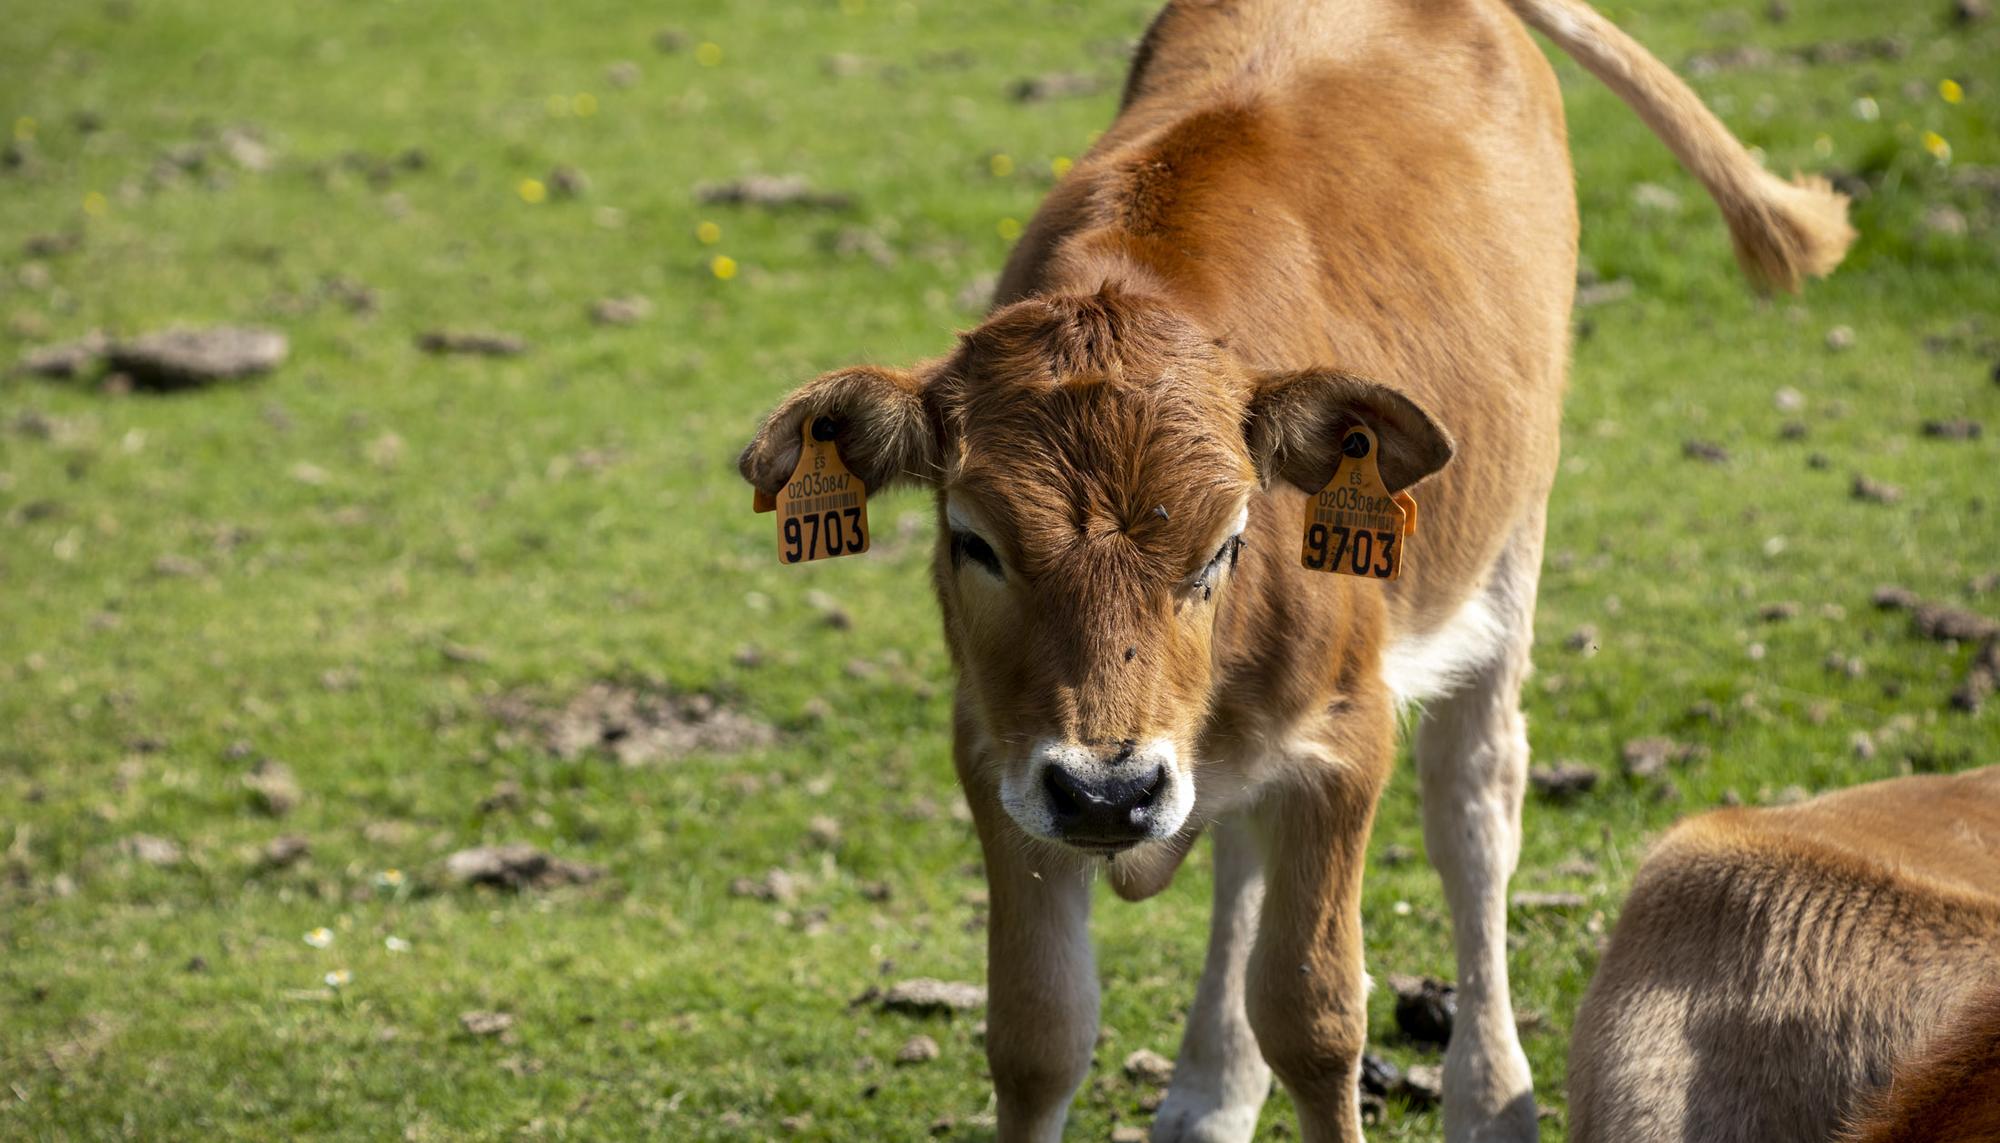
492, 681, 776, 766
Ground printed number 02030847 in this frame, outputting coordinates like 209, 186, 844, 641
1303, 523, 1396, 578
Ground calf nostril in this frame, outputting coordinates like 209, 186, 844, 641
1132, 764, 1167, 809
1042, 765, 1084, 820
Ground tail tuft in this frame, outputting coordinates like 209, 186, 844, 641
1504, 0, 1854, 294
1724, 171, 1856, 294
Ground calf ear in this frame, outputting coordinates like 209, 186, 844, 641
738, 365, 940, 495
1243, 370, 1454, 494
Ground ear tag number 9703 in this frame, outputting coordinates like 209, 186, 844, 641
1300, 423, 1415, 581
754, 417, 871, 565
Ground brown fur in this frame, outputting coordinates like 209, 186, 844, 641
1842, 985, 2000, 1143
1569, 768, 2000, 1143
739, 1, 1850, 1138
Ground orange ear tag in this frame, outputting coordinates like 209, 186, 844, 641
1300, 424, 1409, 581
755, 418, 871, 565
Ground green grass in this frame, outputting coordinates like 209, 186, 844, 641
2, 0, 1996, 1138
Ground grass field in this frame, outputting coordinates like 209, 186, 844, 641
2, 0, 1996, 1138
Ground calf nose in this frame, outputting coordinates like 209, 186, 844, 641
1041, 761, 1167, 849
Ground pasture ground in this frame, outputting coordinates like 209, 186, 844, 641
1, 0, 1996, 1138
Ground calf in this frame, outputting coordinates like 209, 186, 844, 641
1569, 767, 2000, 1143
741, 0, 1851, 1138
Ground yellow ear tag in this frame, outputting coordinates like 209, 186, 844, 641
756, 418, 871, 565
1300, 424, 1409, 581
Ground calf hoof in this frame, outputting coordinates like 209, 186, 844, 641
1150, 1093, 1262, 1143
1443, 1040, 1538, 1143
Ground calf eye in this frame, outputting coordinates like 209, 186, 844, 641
952, 531, 1003, 577
1192, 535, 1244, 601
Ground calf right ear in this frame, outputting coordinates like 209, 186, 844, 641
738, 365, 941, 495
1243, 369, 1454, 494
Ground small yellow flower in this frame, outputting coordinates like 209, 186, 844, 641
82, 191, 107, 217
12, 116, 33, 142
304, 927, 334, 949
574, 92, 598, 117
518, 178, 548, 204
696, 220, 722, 244
710, 254, 738, 280
988, 153, 1015, 178
376, 868, 405, 888
324, 969, 351, 988
1922, 131, 1952, 162
695, 42, 722, 67
1939, 79, 1963, 105
545, 93, 571, 117
1050, 155, 1073, 179
996, 217, 1023, 241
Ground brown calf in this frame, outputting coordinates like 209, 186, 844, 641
741, 0, 1851, 1139
1569, 768, 2000, 1143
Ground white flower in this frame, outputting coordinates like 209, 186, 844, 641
384, 936, 411, 953
324, 969, 351, 988
304, 927, 334, 949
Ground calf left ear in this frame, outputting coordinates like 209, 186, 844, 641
738, 365, 940, 496
1243, 370, 1455, 494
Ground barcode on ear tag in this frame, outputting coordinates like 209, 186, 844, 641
1300, 424, 1408, 581
771, 419, 870, 565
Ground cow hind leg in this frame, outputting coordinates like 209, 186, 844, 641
1414, 520, 1543, 1143
1152, 812, 1272, 1143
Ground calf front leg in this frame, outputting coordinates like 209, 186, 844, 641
1414, 532, 1542, 1142
1152, 812, 1272, 1143
964, 773, 1098, 1142
1246, 708, 1395, 1143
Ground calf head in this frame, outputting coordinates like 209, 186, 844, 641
741, 286, 1451, 857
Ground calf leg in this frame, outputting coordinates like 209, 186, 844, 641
1152, 812, 1272, 1143
1245, 704, 1396, 1143
965, 770, 1098, 1142
1415, 529, 1543, 1143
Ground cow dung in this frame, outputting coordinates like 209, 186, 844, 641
1389, 973, 1457, 1047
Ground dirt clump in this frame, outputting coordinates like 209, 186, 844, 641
1530, 761, 1599, 801
694, 174, 853, 210
870, 978, 986, 1016
16, 331, 109, 378
415, 330, 527, 356
443, 843, 601, 890
108, 326, 287, 388
494, 681, 775, 766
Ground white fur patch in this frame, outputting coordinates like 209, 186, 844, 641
1381, 594, 1509, 707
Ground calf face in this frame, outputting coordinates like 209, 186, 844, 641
742, 287, 1451, 857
